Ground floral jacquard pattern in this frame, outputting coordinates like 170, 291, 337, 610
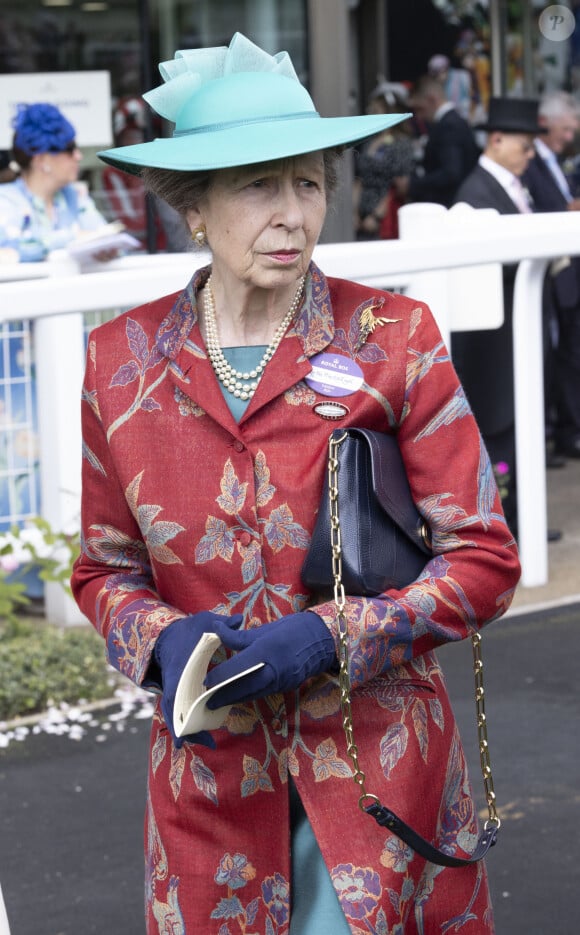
174, 385, 205, 417
413, 386, 471, 441
152, 876, 184, 934
331, 863, 387, 933
210, 852, 290, 934
125, 472, 185, 565
72, 263, 518, 932
195, 453, 309, 617
82, 439, 106, 476
378, 838, 417, 935
379, 838, 414, 874
367, 663, 443, 777
416, 447, 503, 552
437, 727, 478, 858
170, 689, 349, 809
333, 298, 390, 362
154, 285, 197, 359
84, 523, 150, 571
106, 318, 169, 441
147, 804, 187, 934
293, 266, 335, 356
405, 341, 450, 395
283, 383, 316, 407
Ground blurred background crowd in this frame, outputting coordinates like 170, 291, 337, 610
1, 0, 580, 249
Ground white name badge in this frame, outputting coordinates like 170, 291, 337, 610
305, 353, 364, 397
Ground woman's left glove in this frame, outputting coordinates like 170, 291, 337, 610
153, 611, 243, 748
204, 612, 337, 709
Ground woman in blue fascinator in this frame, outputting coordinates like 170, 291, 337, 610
0, 102, 108, 259
72, 33, 519, 934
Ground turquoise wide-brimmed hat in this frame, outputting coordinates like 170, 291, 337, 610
98, 32, 411, 175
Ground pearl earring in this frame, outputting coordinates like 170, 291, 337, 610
191, 226, 207, 246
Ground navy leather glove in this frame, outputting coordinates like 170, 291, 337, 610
204, 611, 337, 709
153, 611, 243, 748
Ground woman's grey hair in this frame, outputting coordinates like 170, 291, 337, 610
141, 148, 343, 219
539, 90, 580, 122
141, 167, 212, 217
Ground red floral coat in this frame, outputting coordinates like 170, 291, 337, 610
72, 262, 520, 934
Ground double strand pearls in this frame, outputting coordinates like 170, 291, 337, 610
203, 275, 305, 401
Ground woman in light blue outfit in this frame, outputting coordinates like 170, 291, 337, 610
0, 102, 107, 259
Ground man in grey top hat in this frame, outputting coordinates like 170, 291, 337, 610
452, 97, 561, 541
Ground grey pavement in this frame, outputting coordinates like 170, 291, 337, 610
0, 457, 579, 934
439, 601, 580, 935
510, 454, 580, 613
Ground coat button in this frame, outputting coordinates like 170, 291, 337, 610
238, 531, 252, 546
233, 440, 245, 452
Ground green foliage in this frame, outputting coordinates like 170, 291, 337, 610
0, 517, 80, 624
0, 617, 118, 722
0, 578, 29, 625
0, 520, 122, 723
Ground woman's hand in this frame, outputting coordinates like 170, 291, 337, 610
154, 611, 243, 747
204, 612, 336, 708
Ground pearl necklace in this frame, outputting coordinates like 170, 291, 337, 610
202, 275, 305, 401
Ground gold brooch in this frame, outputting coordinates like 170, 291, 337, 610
358, 303, 402, 349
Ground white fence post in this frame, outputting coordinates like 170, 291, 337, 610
35, 255, 87, 625
512, 257, 549, 586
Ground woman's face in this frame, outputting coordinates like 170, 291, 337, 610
186, 152, 327, 291
34, 144, 82, 188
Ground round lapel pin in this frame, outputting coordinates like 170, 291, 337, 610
313, 401, 350, 420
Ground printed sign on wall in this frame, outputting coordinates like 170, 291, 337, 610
0, 71, 112, 149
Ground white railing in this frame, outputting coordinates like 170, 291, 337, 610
2, 202, 579, 622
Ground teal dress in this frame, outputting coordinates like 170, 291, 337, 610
220, 347, 350, 934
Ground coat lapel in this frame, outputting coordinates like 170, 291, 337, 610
157, 262, 336, 431
477, 166, 522, 214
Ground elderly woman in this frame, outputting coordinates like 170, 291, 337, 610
72, 33, 520, 935
0, 102, 107, 259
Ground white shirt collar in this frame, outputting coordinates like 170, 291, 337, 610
479, 153, 519, 190
534, 136, 572, 200
479, 153, 532, 210
534, 136, 555, 163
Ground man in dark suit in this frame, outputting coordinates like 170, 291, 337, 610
404, 75, 480, 207
522, 91, 580, 459
452, 97, 560, 539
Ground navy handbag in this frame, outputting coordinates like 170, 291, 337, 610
301, 427, 500, 867
301, 427, 431, 596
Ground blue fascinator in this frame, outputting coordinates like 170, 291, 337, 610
98, 32, 410, 175
12, 103, 75, 155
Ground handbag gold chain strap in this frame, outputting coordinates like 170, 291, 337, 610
328, 431, 500, 831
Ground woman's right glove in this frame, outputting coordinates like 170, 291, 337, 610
153, 611, 243, 749
204, 612, 337, 708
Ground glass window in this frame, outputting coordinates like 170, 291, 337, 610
0, 1, 308, 100
0, 320, 38, 528
0, 3, 143, 100
152, 0, 308, 85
